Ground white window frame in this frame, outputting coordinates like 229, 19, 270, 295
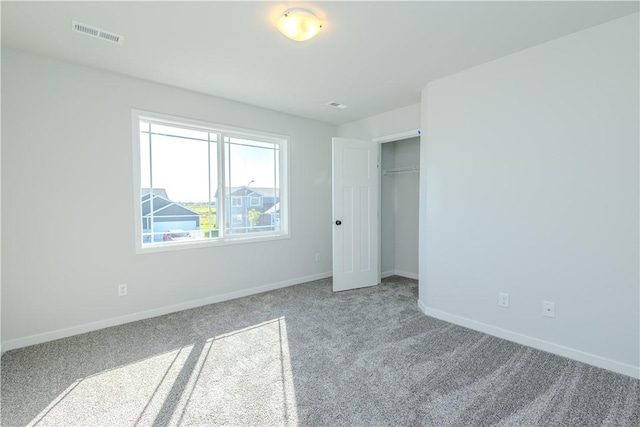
132, 109, 290, 254
249, 197, 261, 207
231, 197, 243, 207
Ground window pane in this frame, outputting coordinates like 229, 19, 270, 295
140, 132, 151, 189
150, 123, 209, 141
207, 136, 219, 238
141, 122, 218, 245
151, 135, 208, 202
225, 137, 279, 235
184, 139, 219, 240
136, 112, 287, 251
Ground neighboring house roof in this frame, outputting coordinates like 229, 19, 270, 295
142, 188, 169, 199
215, 186, 279, 198
247, 187, 278, 198
142, 193, 199, 217
264, 202, 280, 214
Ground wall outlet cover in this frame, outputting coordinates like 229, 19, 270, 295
498, 292, 510, 308
543, 300, 555, 318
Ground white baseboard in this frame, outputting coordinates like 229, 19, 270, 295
381, 270, 395, 279
394, 270, 418, 280
417, 299, 640, 380
381, 270, 419, 280
2, 271, 332, 352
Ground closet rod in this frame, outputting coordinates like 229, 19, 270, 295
382, 166, 420, 175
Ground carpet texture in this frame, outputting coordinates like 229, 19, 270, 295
1, 276, 639, 426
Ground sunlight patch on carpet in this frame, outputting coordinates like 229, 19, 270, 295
168, 317, 299, 426
28, 345, 195, 426
26, 317, 298, 426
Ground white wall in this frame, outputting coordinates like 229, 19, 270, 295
338, 103, 420, 140
1, 49, 335, 349
419, 13, 639, 377
0, 29, 3, 353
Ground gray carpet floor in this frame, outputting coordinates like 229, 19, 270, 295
1, 276, 639, 426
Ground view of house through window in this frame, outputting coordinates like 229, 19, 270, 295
136, 112, 287, 249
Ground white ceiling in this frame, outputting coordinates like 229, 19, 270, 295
2, 1, 638, 125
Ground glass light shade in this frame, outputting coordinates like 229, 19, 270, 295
277, 8, 322, 41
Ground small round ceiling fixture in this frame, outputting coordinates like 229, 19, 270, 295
277, 8, 322, 42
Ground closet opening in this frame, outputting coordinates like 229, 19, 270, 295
379, 135, 420, 280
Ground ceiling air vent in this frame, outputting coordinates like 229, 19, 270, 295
327, 101, 348, 109
72, 20, 124, 45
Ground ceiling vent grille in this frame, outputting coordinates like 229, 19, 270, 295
72, 21, 124, 45
327, 101, 348, 109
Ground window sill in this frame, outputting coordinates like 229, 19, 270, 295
135, 233, 291, 254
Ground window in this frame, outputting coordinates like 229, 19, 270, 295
134, 110, 288, 252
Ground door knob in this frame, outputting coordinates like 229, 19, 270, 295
335, 220, 342, 226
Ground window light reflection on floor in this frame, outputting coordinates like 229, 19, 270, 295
27, 317, 298, 426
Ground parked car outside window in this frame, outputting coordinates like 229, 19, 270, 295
163, 230, 191, 241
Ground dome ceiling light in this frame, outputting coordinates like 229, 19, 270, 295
277, 8, 322, 42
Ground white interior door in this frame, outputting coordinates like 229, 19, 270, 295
332, 137, 380, 292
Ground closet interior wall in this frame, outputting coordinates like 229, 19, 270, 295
381, 136, 420, 279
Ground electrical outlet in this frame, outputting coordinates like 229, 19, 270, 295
118, 283, 127, 297
543, 300, 555, 318
315, 253, 320, 262
498, 292, 510, 308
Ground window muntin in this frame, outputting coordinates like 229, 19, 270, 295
134, 111, 288, 251
225, 135, 281, 235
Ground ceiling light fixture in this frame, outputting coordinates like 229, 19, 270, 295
277, 8, 322, 42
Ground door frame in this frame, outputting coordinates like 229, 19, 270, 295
373, 129, 422, 281
331, 129, 421, 292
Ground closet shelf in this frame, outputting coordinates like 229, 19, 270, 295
382, 166, 419, 176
